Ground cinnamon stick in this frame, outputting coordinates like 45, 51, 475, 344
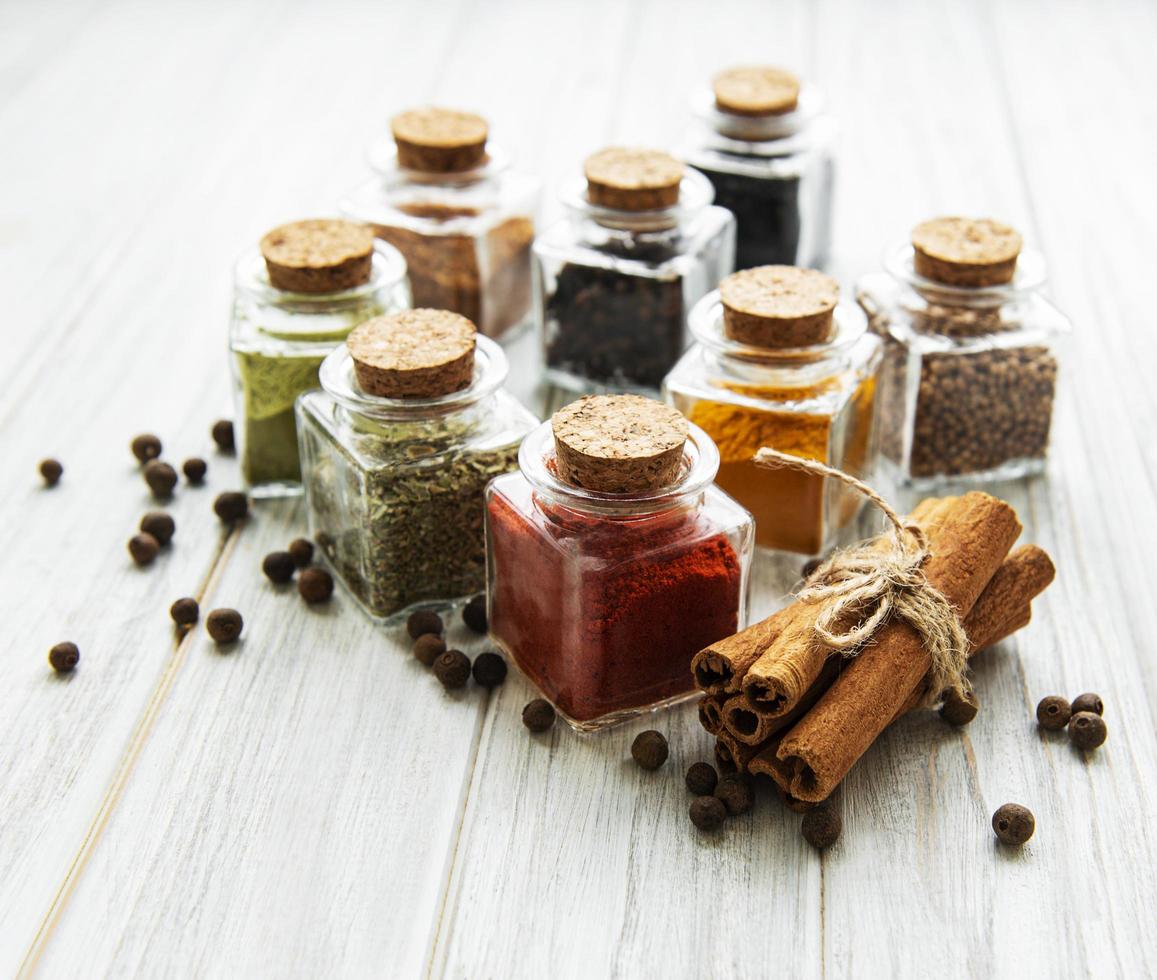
691, 606, 791, 693
774, 492, 1021, 802
697, 694, 726, 735
722, 656, 842, 745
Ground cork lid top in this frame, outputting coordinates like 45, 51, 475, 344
391, 107, 489, 173
911, 217, 1023, 287
712, 66, 801, 117
583, 147, 685, 212
347, 309, 477, 399
720, 265, 840, 348
551, 395, 689, 494
259, 219, 375, 293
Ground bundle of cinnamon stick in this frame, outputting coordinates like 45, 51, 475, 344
691, 492, 1055, 805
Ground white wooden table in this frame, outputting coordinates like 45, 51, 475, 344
3, 1, 1156, 976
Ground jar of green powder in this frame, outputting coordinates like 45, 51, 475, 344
230, 218, 410, 497
297, 309, 538, 623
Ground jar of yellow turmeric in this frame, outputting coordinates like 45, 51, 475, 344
663, 266, 881, 555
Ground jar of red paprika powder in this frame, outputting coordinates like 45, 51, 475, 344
485, 394, 754, 731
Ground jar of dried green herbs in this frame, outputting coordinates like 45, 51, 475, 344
230, 218, 410, 497
297, 308, 538, 623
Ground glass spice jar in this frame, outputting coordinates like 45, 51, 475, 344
297, 309, 537, 623
485, 394, 754, 731
341, 106, 540, 342
230, 219, 409, 497
664, 267, 881, 555
855, 217, 1070, 487
534, 147, 736, 393
681, 66, 835, 271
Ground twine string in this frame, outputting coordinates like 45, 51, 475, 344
752, 448, 971, 701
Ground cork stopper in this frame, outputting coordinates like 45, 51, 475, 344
551, 395, 689, 494
583, 148, 684, 212
348, 309, 477, 399
712, 66, 801, 117
720, 266, 840, 348
260, 219, 375, 294
391, 107, 489, 173
911, 217, 1023, 287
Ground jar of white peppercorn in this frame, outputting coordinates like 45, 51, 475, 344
681, 66, 835, 272
296, 308, 537, 623
855, 217, 1070, 487
534, 147, 735, 393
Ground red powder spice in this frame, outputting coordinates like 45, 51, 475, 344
487, 485, 743, 725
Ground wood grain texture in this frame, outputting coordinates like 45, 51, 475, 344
0, 0, 1155, 977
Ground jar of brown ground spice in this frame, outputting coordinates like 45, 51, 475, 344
341, 107, 540, 342
856, 217, 1070, 486
534, 147, 735, 393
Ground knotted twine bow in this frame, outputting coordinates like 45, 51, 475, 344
752, 449, 971, 702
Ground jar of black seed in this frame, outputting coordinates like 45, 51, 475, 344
681, 66, 835, 271
855, 216, 1070, 487
534, 147, 735, 394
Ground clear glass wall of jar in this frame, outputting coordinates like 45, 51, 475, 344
681, 80, 834, 271
534, 168, 735, 393
297, 333, 537, 624
229, 242, 409, 497
664, 292, 881, 556
855, 242, 1069, 487
342, 134, 539, 342
485, 419, 754, 731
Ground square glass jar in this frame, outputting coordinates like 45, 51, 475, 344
342, 142, 539, 342
681, 86, 835, 271
229, 243, 409, 498
534, 168, 735, 393
485, 421, 754, 731
856, 243, 1070, 487
297, 335, 537, 624
664, 292, 881, 556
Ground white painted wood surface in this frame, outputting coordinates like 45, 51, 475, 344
1, 0, 1155, 977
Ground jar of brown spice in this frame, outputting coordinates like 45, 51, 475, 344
856, 217, 1070, 486
342, 107, 540, 342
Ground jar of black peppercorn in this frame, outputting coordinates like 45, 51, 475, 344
534, 147, 736, 394
342, 106, 540, 342
855, 216, 1070, 487
681, 66, 835, 271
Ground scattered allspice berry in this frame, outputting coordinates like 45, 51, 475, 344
471, 652, 507, 688
522, 698, 555, 733
1036, 695, 1071, 731
128, 532, 160, 566
801, 806, 842, 850
685, 762, 719, 796
39, 458, 63, 487
140, 511, 176, 547
298, 567, 334, 604
206, 608, 243, 645
288, 537, 314, 568
940, 688, 979, 726
412, 633, 446, 667
714, 774, 754, 816
992, 803, 1035, 845
407, 609, 443, 639
213, 491, 248, 523
182, 457, 207, 485
690, 795, 727, 832
262, 551, 296, 584
170, 597, 200, 629
49, 641, 80, 674
143, 460, 178, 499
211, 419, 235, 453
1069, 711, 1108, 751
462, 594, 488, 634
131, 433, 162, 465
433, 649, 471, 690
1071, 692, 1104, 717
631, 730, 669, 771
